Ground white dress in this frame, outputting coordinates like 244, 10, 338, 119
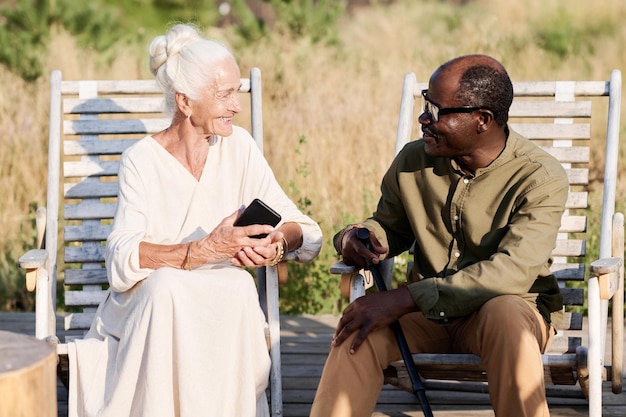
67, 126, 323, 417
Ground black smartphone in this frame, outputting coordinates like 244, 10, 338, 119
234, 198, 282, 238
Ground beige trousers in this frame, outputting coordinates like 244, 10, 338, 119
310, 295, 554, 417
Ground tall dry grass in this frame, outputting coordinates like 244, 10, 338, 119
1, 0, 625, 310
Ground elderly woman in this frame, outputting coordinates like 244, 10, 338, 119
68, 24, 323, 417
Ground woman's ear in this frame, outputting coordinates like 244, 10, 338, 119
175, 92, 192, 117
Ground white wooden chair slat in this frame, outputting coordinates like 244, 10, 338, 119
64, 290, 108, 307
539, 146, 590, 163
559, 216, 587, 233
65, 313, 100, 330
565, 191, 588, 209
511, 123, 591, 140
64, 225, 112, 242
18, 68, 285, 417
64, 97, 166, 114
64, 202, 116, 220
335, 72, 623, 416
64, 269, 108, 285
508, 100, 592, 118
412, 80, 610, 97
64, 182, 119, 199
64, 160, 120, 177
64, 139, 139, 155
551, 263, 585, 280
564, 168, 589, 185
64, 118, 170, 135
552, 239, 585, 257
60, 78, 252, 95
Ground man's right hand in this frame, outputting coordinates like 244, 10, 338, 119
340, 227, 388, 268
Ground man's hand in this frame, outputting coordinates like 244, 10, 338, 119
333, 286, 416, 354
341, 227, 388, 268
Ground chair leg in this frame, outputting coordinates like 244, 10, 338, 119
587, 277, 603, 417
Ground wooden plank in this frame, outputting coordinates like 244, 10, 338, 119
561, 288, 585, 306
64, 290, 108, 307
64, 246, 106, 263
63, 159, 120, 177
64, 181, 119, 199
64, 225, 112, 242
551, 262, 585, 281
61, 79, 161, 95
64, 139, 137, 156
565, 168, 588, 186
539, 146, 590, 163
552, 239, 585, 257
64, 202, 116, 220
64, 269, 108, 286
60, 78, 252, 95
509, 101, 592, 118
511, 80, 608, 96
558, 312, 583, 331
64, 97, 165, 114
413, 80, 609, 98
63, 118, 170, 135
65, 312, 98, 331
511, 124, 590, 141
565, 192, 588, 209
559, 216, 587, 233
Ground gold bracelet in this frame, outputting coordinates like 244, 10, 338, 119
281, 236, 289, 256
268, 240, 284, 266
184, 242, 192, 271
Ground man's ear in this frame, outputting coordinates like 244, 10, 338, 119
175, 92, 192, 116
477, 109, 495, 133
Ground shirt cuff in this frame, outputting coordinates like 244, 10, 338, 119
407, 279, 445, 321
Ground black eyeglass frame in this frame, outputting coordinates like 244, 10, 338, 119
421, 89, 482, 123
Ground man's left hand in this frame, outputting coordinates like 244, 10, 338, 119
333, 286, 416, 354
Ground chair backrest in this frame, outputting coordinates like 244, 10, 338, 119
395, 70, 622, 353
46, 68, 263, 339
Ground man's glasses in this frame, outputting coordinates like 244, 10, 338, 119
421, 89, 481, 123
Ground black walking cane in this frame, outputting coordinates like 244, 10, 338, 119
356, 227, 434, 417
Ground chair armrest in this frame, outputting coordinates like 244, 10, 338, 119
330, 261, 367, 300
330, 260, 357, 275
589, 257, 623, 300
18, 249, 47, 291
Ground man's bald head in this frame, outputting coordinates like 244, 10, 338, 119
433, 54, 513, 126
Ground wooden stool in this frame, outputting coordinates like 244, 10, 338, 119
0, 330, 57, 417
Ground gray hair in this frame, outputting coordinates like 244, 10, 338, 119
148, 24, 236, 117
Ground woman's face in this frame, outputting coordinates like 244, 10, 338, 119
190, 57, 242, 137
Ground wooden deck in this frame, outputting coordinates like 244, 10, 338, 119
1, 312, 626, 416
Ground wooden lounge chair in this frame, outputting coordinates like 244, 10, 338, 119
331, 70, 624, 417
18, 68, 286, 417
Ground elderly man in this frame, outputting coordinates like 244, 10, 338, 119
310, 54, 568, 417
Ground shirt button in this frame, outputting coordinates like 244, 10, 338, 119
463, 178, 470, 184
439, 311, 445, 317
454, 252, 461, 258
454, 215, 459, 221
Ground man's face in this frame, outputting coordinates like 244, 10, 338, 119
418, 70, 479, 159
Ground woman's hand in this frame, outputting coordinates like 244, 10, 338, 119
193, 209, 277, 265
232, 229, 284, 267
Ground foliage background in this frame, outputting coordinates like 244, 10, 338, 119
0, 0, 625, 314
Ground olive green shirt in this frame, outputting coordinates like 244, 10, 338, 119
338, 129, 569, 326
